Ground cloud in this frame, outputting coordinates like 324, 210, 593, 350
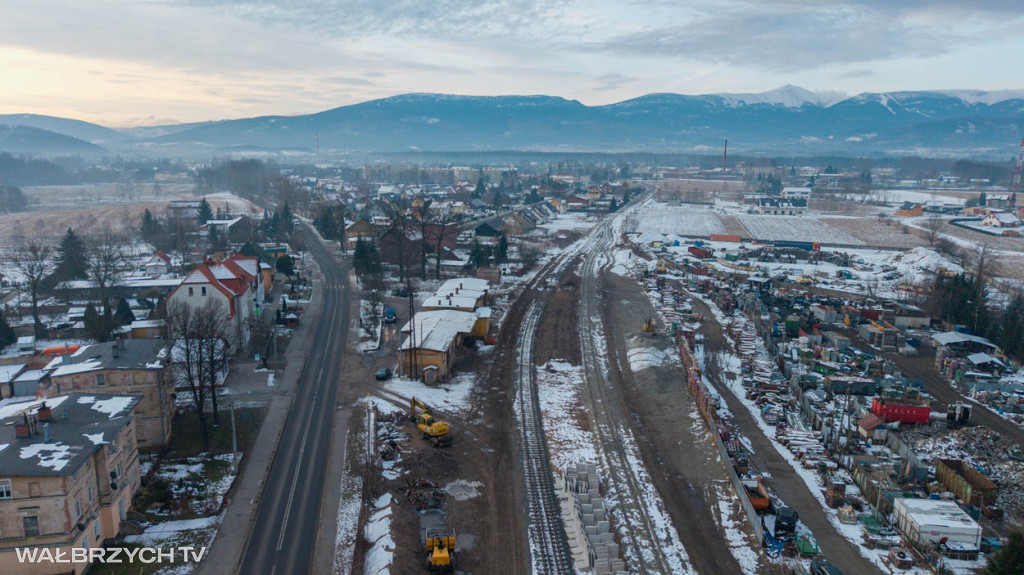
836, 69, 875, 80
593, 73, 637, 91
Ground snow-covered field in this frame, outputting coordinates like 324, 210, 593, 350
379, 373, 476, 416
737, 215, 864, 245
537, 212, 598, 231
626, 202, 727, 236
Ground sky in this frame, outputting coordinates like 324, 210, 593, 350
2, 0, 1024, 127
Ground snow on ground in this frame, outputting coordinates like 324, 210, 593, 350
626, 346, 670, 372
880, 247, 964, 282
737, 215, 864, 244
443, 480, 483, 501
535, 360, 597, 473
334, 409, 369, 575
714, 485, 762, 573
627, 201, 727, 236
363, 493, 395, 575
380, 373, 476, 416
610, 247, 642, 276
538, 212, 599, 231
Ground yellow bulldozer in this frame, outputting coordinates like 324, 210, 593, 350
641, 316, 657, 337
425, 528, 456, 571
410, 397, 453, 447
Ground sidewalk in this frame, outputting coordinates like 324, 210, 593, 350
196, 271, 325, 575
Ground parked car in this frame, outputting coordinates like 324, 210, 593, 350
375, 368, 392, 381
810, 560, 843, 575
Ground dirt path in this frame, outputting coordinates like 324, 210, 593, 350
602, 272, 758, 575
688, 296, 884, 575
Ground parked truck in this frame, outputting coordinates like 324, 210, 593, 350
773, 240, 821, 251
688, 246, 713, 259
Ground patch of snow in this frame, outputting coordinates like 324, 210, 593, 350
363, 493, 394, 575
83, 432, 105, 445
89, 396, 134, 419
626, 347, 670, 372
19, 442, 73, 471
381, 373, 475, 416
444, 480, 483, 501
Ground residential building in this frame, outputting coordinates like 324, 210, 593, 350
167, 199, 203, 220
167, 254, 264, 349
398, 309, 487, 384
757, 197, 807, 215
981, 211, 1020, 228
140, 251, 172, 276
0, 394, 142, 575
38, 340, 174, 449
781, 187, 812, 201
896, 202, 923, 217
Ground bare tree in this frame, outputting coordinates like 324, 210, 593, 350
11, 238, 54, 339
86, 230, 131, 309
428, 208, 457, 280
923, 215, 944, 246
167, 299, 231, 451
381, 201, 412, 283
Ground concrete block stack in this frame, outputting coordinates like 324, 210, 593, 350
560, 462, 627, 575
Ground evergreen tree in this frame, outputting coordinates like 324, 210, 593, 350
0, 310, 16, 349
353, 237, 370, 276
196, 197, 213, 224
52, 228, 88, 283
983, 530, 1024, 575
474, 177, 486, 198
140, 209, 161, 242
1001, 296, 1024, 363
623, 189, 631, 203
496, 235, 508, 264
280, 202, 294, 231
276, 254, 295, 277
115, 298, 136, 326
470, 239, 484, 267
609, 197, 619, 212
979, 191, 987, 207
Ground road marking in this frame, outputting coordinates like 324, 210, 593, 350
276, 324, 332, 551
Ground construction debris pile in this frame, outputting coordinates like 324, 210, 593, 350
909, 427, 1024, 511
560, 463, 626, 575
376, 411, 409, 462
404, 478, 447, 511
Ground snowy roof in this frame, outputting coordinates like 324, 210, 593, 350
985, 211, 1020, 224
967, 352, 1005, 367
932, 332, 997, 349
46, 340, 170, 378
422, 295, 479, 310
894, 498, 981, 531
399, 310, 479, 352
438, 277, 489, 293
0, 393, 140, 476
0, 363, 25, 383
130, 319, 167, 329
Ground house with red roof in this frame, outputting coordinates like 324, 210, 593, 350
167, 254, 265, 349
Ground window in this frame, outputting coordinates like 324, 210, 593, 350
88, 486, 94, 503
93, 519, 101, 538
0, 479, 11, 499
75, 499, 82, 519
188, 287, 194, 296
95, 374, 106, 386
23, 516, 40, 537
201, 286, 207, 296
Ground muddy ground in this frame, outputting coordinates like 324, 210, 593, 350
601, 272, 761, 575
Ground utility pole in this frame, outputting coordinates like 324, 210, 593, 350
230, 401, 238, 474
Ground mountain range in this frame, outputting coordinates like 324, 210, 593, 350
2, 85, 1024, 158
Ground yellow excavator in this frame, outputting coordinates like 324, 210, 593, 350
426, 528, 456, 571
641, 316, 657, 337
410, 397, 453, 447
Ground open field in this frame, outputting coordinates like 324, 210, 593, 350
736, 215, 864, 244
624, 201, 727, 236
822, 217, 930, 248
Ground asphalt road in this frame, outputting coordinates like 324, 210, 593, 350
240, 232, 351, 575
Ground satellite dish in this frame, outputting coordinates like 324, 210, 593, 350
110, 481, 118, 490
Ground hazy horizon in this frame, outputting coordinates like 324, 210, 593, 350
3, 1, 1024, 127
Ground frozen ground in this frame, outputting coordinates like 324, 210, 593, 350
379, 373, 476, 416
625, 201, 727, 236
535, 359, 596, 473
737, 215, 864, 245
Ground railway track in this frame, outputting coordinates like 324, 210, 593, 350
575, 208, 694, 575
513, 300, 575, 575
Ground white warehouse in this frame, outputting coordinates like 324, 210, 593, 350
892, 498, 982, 549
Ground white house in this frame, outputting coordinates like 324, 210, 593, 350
167, 254, 264, 349
781, 187, 812, 201
982, 211, 1020, 228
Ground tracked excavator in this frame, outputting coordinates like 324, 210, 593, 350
410, 397, 453, 447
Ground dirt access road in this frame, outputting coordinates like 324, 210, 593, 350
602, 272, 761, 574
688, 295, 884, 575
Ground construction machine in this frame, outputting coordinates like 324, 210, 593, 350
641, 316, 657, 337
425, 528, 457, 571
410, 397, 453, 447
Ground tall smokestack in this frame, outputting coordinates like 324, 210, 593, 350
722, 139, 728, 172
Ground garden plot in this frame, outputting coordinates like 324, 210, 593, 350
630, 202, 727, 237
737, 216, 864, 245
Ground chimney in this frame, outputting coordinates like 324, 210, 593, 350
37, 402, 52, 422
15, 413, 31, 438
43, 423, 51, 443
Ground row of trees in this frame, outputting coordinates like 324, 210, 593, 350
11, 228, 132, 339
